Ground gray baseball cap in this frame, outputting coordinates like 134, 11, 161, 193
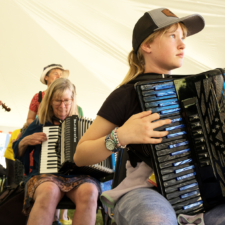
132, 8, 205, 53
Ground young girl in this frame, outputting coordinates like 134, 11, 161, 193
74, 7, 225, 225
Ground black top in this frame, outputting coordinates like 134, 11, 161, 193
97, 73, 174, 167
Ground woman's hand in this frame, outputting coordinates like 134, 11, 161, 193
117, 111, 171, 145
17, 132, 47, 157
26, 132, 47, 145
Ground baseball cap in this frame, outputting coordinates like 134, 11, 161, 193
132, 8, 205, 53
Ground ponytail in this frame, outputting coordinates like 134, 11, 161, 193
119, 50, 145, 86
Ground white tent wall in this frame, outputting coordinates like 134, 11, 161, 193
0, 0, 225, 130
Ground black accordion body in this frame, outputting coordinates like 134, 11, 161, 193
134, 68, 225, 215
40, 115, 115, 182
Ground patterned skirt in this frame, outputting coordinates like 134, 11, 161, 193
23, 174, 101, 215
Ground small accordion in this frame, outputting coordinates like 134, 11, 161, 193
134, 68, 225, 215
39, 115, 115, 181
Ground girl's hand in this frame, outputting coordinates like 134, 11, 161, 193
117, 111, 171, 145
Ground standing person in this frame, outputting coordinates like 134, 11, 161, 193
13, 78, 100, 225
27, 64, 83, 126
74, 7, 225, 225
26, 64, 83, 225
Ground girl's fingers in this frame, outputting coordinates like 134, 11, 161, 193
132, 110, 152, 120
151, 130, 168, 138
149, 138, 163, 144
148, 113, 160, 122
151, 118, 171, 129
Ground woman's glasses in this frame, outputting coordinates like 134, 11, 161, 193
52, 99, 73, 106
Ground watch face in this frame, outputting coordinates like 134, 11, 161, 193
106, 139, 115, 151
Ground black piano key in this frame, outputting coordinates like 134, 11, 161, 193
155, 139, 189, 150
167, 188, 200, 200
156, 145, 190, 157
162, 168, 195, 181
147, 104, 180, 114
143, 94, 177, 102
165, 179, 197, 193
159, 156, 192, 169
169, 192, 201, 205
142, 88, 176, 97
145, 98, 178, 108
173, 158, 193, 167
163, 172, 196, 187
140, 81, 174, 91
158, 151, 191, 163
161, 162, 193, 175
172, 196, 202, 211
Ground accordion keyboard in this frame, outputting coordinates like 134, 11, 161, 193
40, 126, 61, 174
135, 70, 225, 215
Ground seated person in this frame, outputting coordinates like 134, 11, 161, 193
13, 78, 100, 225
4, 128, 21, 185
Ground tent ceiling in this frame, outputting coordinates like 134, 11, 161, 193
0, 0, 225, 128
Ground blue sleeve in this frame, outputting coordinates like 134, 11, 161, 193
13, 119, 43, 175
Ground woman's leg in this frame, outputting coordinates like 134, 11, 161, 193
113, 188, 177, 225
66, 182, 98, 225
27, 181, 64, 225
204, 203, 225, 225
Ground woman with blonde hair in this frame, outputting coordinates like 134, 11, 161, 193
25, 64, 82, 225
13, 78, 100, 225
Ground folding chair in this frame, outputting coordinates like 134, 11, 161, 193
103, 149, 129, 225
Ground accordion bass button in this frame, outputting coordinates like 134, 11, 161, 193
188, 114, 199, 121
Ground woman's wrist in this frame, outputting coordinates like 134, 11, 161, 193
21, 135, 32, 149
17, 136, 29, 157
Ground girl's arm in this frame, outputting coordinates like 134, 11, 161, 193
74, 111, 171, 166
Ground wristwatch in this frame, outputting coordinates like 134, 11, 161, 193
105, 134, 116, 151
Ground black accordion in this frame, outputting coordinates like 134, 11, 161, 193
134, 68, 225, 215
39, 115, 115, 182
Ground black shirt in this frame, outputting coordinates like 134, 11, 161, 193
97, 73, 173, 167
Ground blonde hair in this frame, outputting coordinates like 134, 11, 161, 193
38, 78, 78, 124
119, 23, 187, 86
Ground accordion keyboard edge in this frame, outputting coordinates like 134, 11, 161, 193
135, 68, 225, 215
39, 115, 116, 182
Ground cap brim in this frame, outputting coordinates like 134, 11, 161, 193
155, 14, 205, 37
